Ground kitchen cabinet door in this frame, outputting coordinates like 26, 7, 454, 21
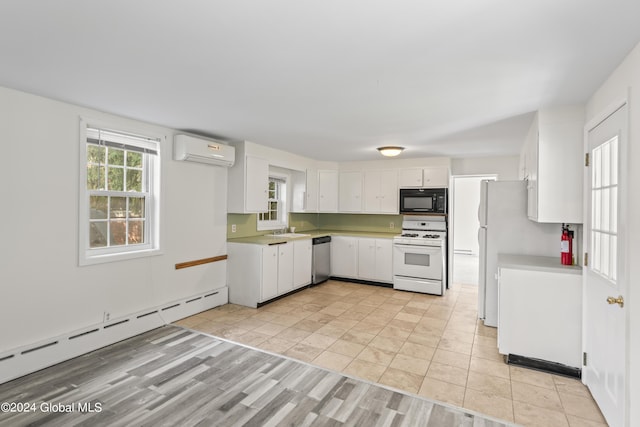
357, 238, 393, 283
318, 170, 338, 212
305, 168, 318, 212
261, 245, 278, 302
245, 156, 269, 212
363, 170, 398, 213
357, 238, 377, 281
331, 236, 358, 278
277, 243, 294, 295
293, 239, 312, 288
398, 168, 423, 187
339, 171, 362, 212
375, 239, 393, 283
525, 106, 583, 223
422, 166, 449, 188
498, 266, 582, 368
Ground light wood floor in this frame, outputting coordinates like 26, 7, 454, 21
177, 280, 607, 427
0, 325, 510, 426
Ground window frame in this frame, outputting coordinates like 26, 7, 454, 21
257, 174, 288, 231
78, 117, 163, 266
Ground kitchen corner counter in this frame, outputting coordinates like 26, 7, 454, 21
227, 229, 399, 245
498, 254, 582, 275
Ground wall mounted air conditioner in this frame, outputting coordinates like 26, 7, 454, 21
173, 134, 235, 167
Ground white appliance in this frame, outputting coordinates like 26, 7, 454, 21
393, 216, 446, 295
173, 134, 236, 167
478, 180, 559, 326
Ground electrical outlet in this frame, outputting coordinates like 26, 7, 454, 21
103, 311, 110, 323
231, 224, 237, 233
389, 222, 394, 229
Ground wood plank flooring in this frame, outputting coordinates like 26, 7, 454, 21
0, 326, 514, 426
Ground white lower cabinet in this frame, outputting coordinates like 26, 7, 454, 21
331, 236, 358, 278
357, 238, 393, 283
332, 236, 393, 283
261, 245, 279, 301
275, 243, 294, 295
498, 263, 582, 368
293, 239, 312, 288
228, 239, 312, 308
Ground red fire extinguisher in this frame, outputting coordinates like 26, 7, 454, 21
561, 224, 573, 265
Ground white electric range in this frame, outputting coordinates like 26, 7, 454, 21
393, 216, 447, 295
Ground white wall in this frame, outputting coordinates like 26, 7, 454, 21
0, 87, 228, 352
585, 40, 640, 427
451, 156, 519, 180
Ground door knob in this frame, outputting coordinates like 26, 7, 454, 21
606, 295, 624, 308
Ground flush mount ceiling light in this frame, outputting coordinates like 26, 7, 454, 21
377, 146, 405, 157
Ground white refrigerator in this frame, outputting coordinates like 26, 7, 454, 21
478, 180, 559, 327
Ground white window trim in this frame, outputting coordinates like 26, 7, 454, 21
78, 117, 163, 266
257, 173, 289, 231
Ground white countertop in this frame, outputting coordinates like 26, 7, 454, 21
497, 254, 582, 275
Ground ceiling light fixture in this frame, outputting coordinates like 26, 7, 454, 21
377, 146, 405, 157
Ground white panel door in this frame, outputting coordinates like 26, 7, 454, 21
584, 103, 627, 427
379, 170, 398, 213
375, 239, 393, 282
318, 170, 338, 212
293, 239, 312, 288
277, 243, 294, 295
331, 236, 358, 278
339, 171, 362, 212
245, 156, 269, 212
357, 238, 376, 281
363, 171, 381, 212
363, 170, 397, 213
261, 246, 278, 301
305, 168, 318, 212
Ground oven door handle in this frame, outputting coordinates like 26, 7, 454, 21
393, 243, 438, 250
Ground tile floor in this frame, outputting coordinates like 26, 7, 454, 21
174, 280, 607, 427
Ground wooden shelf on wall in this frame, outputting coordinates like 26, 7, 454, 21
175, 255, 228, 270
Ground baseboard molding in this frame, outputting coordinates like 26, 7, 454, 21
0, 287, 228, 385
506, 353, 581, 379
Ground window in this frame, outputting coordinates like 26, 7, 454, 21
590, 136, 618, 281
257, 176, 287, 230
79, 119, 161, 265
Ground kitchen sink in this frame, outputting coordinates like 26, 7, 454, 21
266, 233, 311, 238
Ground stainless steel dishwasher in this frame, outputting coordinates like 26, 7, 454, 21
312, 236, 331, 284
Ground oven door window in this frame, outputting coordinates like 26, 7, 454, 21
405, 252, 430, 266
393, 244, 442, 280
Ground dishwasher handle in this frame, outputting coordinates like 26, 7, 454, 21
312, 236, 331, 245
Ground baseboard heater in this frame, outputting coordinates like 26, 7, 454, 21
0, 287, 228, 385
506, 353, 581, 379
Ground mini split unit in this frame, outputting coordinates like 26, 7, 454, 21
173, 134, 236, 167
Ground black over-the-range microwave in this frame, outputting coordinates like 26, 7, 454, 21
399, 188, 447, 214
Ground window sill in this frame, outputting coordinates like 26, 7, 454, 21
79, 247, 163, 266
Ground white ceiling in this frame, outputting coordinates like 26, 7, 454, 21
1, 1, 639, 161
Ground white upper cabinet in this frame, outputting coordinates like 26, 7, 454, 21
228, 154, 269, 214
339, 171, 363, 212
422, 166, 450, 188
305, 167, 318, 212
398, 168, 423, 187
363, 170, 398, 213
318, 170, 339, 212
523, 106, 584, 223
399, 166, 449, 188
